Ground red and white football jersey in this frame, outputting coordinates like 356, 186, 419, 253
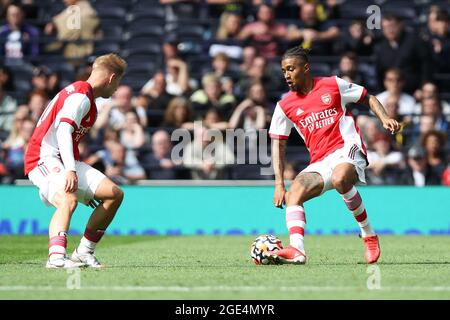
269, 76, 368, 164
24, 81, 97, 175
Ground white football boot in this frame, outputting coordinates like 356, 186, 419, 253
70, 249, 103, 268
46, 256, 86, 269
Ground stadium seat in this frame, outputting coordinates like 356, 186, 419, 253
93, 0, 129, 9
99, 25, 124, 41
124, 24, 165, 42
93, 41, 121, 55
167, 25, 207, 42
122, 41, 161, 55
126, 63, 156, 76
96, 7, 127, 20
127, 7, 166, 22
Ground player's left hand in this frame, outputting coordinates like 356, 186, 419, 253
382, 118, 402, 134
65, 170, 78, 193
273, 185, 286, 209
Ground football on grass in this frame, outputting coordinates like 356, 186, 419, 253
250, 234, 283, 265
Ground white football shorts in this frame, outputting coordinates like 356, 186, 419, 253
28, 157, 106, 207
301, 143, 368, 194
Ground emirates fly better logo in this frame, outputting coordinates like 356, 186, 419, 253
298, 107, 338, 133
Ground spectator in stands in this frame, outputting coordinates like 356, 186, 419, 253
190, 73, 236, 119
414, 81, 450, 116
334, 52, 366, 88
357, 117, 383, 151
366, 133, 405, 185
202, 107, 228, 130
384, 95, 402, 123
0, 65, 15, 91
228, 81, 267, 131
424, 5, 442, 36
238, 4, 287, 59
143, 57, 194, 97
118, 110, 147, 181
0, 2, 39, 59
236, 55, 280, 98
421, 7, 450, 73
421, 130, 447, 185
408, 114, 440, 149
141, 71, 174, 110
429, 10, 450, 73
3, 117, 34, 180
401, 144, 432, 186
2, 105, 29, 147
44, 0, 100, 61
239, 45, 257, 74
30, 66, 60, 97
142, 129, 179, 179
375, 14, 432, 93
419, 96, 449, 132
163, 96, 194, 130
228, 82, 266, 147
27, 89, 48, 123
286, 1, 340, 55
182, 125, 235, 179
216, 10, 242, 41
95, 85, 147, 131
102, 140, 129, 185
376, 68, 416, 117
209, 52, 237, 81
0, 84, 17, 133
141, 71, 174, 127
335, 20, 374, 56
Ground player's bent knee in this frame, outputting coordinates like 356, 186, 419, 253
56, 193, 78, 213
112, 185, 124, 204
331, 175, 352, 193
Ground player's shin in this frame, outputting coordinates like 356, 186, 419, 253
286, 206, 306, 253
341, 186, 375, 237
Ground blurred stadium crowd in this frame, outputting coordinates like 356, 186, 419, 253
0, 0, 449, 185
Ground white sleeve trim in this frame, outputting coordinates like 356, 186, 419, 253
335, 76, 366, 107
269, 103, 294, 139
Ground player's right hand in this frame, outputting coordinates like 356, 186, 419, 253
65, 171, 78, 193
273, 185, 286, 209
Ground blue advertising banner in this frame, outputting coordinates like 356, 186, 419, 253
0, 186, 449, 235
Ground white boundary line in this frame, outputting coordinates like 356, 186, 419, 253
1, 285, 450, 292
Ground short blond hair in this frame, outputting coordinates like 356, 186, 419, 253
93, 53, 127, 78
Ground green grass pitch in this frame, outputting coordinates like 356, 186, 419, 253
1, 235, 450, 299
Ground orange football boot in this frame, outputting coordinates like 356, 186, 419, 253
363, 235, 380, 264
268, 245, 306, 265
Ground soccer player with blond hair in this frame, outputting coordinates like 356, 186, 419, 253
24, 54, 128, 268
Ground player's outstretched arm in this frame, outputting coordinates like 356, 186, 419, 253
272, 138, 287, 209
362, 94, 402, 134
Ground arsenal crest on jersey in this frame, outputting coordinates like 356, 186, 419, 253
321, 93, 332, 105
